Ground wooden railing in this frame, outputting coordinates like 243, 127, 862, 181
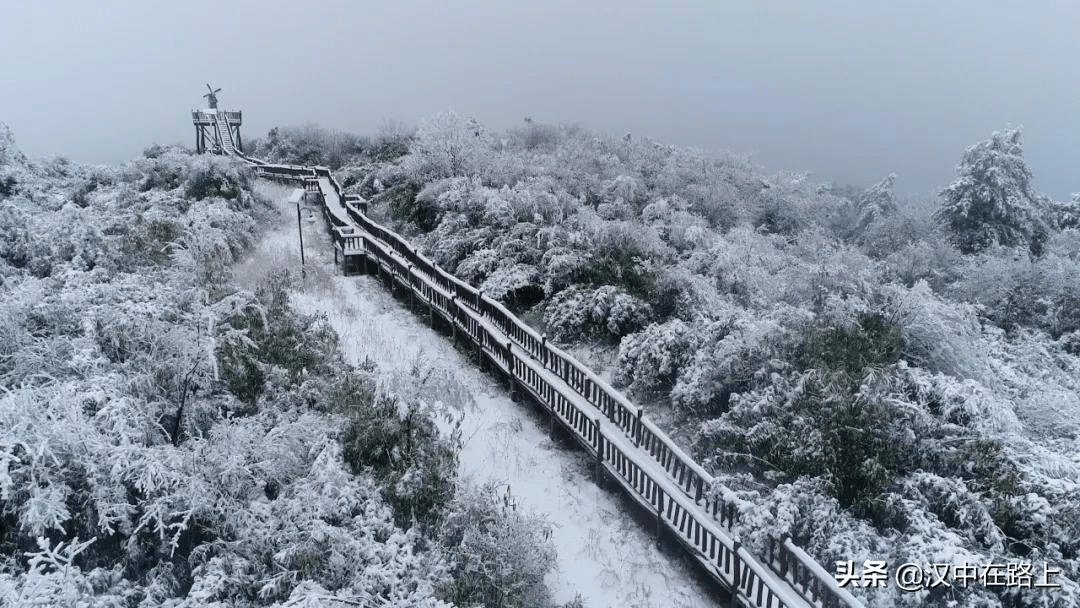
243, 159, 864, 608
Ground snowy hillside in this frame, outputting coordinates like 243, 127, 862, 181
0, 125, 590, 607
4, 112, 1080, 608
262, 115, 1080, 608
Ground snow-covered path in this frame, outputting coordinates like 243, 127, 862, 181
244, 182, 720, 608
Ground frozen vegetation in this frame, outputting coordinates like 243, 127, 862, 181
0, 122, 585, 607
260, 187, 719, 608
252, 114, 1080, 607
4, 108, 1080, 608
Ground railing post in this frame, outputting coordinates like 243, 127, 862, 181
695, 477, 704, 504
635, 407, 644, 448
731, 541, 742, 608
548, 391, 557, 440
541, 333, 548, 368
506, 341, 518, 401
593, 417, 603, 486
296, 201, 305, 269
779, 534, 790, 578
407, 264, 414, 310
655, 486, 665, 548
450, 295, 458, 343
476, 327, 484, 370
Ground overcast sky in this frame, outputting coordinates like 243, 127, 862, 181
2, 0, 1079, 198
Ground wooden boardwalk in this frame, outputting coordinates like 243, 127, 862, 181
244, 156, 863, 608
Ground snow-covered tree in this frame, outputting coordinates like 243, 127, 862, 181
856, 173, 898, 228
935, 129, 1049, 255
405, 112, 494, 181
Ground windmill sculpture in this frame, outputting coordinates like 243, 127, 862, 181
203, 83, 222, 109
192, 84, 242, 154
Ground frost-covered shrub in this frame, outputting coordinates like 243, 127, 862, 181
861, 191, 935, 244
596, 285, 653, 335
386, 182, 435, 232
183, 155, 251, 202
480, 263, 543, 308
948, 249, 1080, 337
615, 319, 696, 395
699, 363, 921, 521
671, 308, 804, 412
228, 272, 340, 387
456, 247, 500, 283
437, 482, 556, 608
511, 120, 562, 151
0, 175, 16, 199
883, 280, 989, 381
574, 219, 666, 297
415, 177, 474, 221
702, 226, 878, 312
751, 191, 808, 236
0, 202, 31, 269
341, 394, 458, 529
423, 215, 491, 273
880, 239, 961, 289
138, 149, 190, 192
256, 124, 370, 169
901, 471, 1006, 551
544, 285, 652, 342
640, 195, 714, 252
540, 246, 585, 296
798, 313, 901, 374
117, 216, 182, 267
543, 287, 590, 341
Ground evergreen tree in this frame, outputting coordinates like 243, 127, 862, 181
856, 173, 898, 228
935, 129, 1048, 255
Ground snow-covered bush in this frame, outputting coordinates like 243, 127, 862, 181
341, 391, 459, 529
880, 238, 962, 289
540, 246, 585, 295
480, 263, 542, 307
883, 280, 990, 381
456, 247, 501, 283
0, 202, 33, 270
183, 154, 253, 202
223, 271, 339, 389
749, 177, 813, 236
699, 351, 915, 520
948, 248, 1080, 337
254, 124, 370, 169
671, 307, 804, 412
437, 482, 556, 608
615, 319, 696, 396
574, 218, 667, 298
859, 191, 941, 259
544, 285, 652, 342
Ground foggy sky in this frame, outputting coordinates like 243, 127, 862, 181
2, 0, 1079, 199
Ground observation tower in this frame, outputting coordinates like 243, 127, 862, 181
192, 83, 242, 154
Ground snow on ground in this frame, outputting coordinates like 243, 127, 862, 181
244, 180, 721, 608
